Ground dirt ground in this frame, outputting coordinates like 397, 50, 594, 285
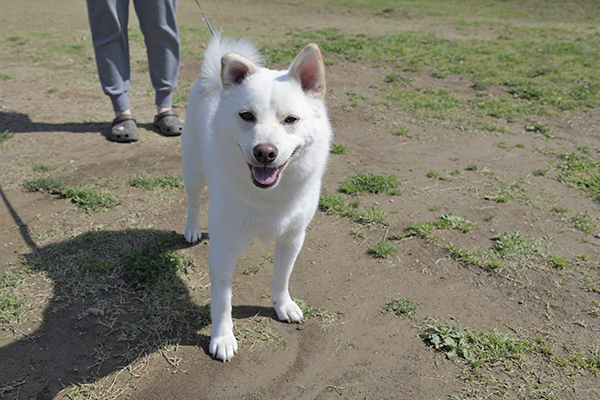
1, 1, 600, 399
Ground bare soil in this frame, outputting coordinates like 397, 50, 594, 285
1, 1, 599, 399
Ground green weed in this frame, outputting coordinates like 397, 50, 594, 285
319, 194, 350, 215
385, 298, 418, 318
62, 185, 120, 212
447, 231, 569, 272
330, 144, 348, 155
0, 267, 27, 326
384, 73, 412, 86
31, 162, 58, 173
123, 247, 194, 289
23, 178, 66, 194
23, 178, 119, 212
391, 126, 412, 137
555, 151, 600, 202
368, 239, 396, 259
426, 170, 452, 182
356, 204, 388, 226
568, 210, 596, 234
589, 301, 600, 318
0, 131, 15, 144
392, 213, 474, 243
242, 265, 261, 275
294, 299, 335, 323
340, 173, 401, 195
126, 173, 184, 191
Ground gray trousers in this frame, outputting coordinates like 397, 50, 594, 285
86, 0, 181, 112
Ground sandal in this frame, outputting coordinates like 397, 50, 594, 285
110, 114, 139, 142
154, 110, 183, 136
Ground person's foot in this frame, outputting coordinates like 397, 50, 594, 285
154, 108, 184, 136
110, 114, 139, 142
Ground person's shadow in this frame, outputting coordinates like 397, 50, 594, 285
0, 187, 274, 399
1, 111, 165, 140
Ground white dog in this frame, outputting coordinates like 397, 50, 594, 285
182, 33, 332, 361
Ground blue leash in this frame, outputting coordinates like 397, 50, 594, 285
193, 0, 216, 36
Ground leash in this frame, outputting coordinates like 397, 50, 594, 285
193, 0, 216, 36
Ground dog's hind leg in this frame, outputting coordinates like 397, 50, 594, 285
271, 229, 305, 323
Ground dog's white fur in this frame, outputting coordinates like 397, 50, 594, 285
182, 34, 332, 361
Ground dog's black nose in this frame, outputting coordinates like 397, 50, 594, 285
253, 144, 278, 165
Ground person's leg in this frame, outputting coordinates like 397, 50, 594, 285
133, 0, 181, 112
86, 0, 133, 114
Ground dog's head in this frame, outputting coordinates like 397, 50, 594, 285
216, 44, 329, 189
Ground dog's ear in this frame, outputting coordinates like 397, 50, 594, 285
288, 43, 326, 100
221, 53, 259, 87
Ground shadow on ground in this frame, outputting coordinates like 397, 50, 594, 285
1, 111, 167, 140
0, 223, 274, 399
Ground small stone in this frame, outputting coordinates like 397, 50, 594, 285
86, 307, 105, 317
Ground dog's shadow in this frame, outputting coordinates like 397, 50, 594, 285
0, 228, 274, 399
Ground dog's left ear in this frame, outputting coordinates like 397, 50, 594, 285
289, 43, 326, 100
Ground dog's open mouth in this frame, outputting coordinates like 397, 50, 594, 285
250, 165, 282, 188
248, 150, 295, 189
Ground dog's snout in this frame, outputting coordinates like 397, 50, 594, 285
253, 144, 278, 165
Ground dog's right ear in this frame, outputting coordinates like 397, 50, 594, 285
221, 53, 259, 87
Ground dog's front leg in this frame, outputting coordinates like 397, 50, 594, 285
207, 237, 246, 362
271, 229, 305, 323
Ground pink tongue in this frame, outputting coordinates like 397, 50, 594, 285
253, 166, 278, 185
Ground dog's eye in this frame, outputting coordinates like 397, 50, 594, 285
239, 111, 255, 122
284, 115, 299, 124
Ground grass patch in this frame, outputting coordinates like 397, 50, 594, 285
384, 73, 412, 86
385, 298, 418, 319
392, 213, 475, 243
319, 194, 353, 215
355, 204, 388, 226
426, 170, 452, 182
234, 316, 282, 348
368, 239, 396, 259
14, 229, 208, 370
242, 265, 261, 275
568, 210, 596, 234
486, 176, 533, 205
123, 247, 195, 289
31, 162, 59, 174
0, 266, 28, 327
0, 131, 15, 145
23, 177, 66, 194
446, 231, 569, 272
555, 151, 600, 202
294, 298, 335, 324
330, 143, 348, 155
420, 317, 600, 398
319, 194, 389, 226
23, 178, 120, 212
126, 173, 184, 191
391, 126, 412, 137
340, 173, 401, 195
62, 185, 121, 212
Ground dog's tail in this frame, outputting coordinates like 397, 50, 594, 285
199, 33, 263, 92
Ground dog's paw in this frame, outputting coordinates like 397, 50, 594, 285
184, 226, 203, 243
274, 299, 303, 323
209, 333, 238, 362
